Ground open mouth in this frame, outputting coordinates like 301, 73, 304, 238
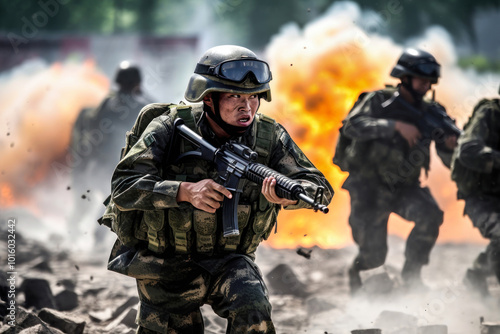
238, 116, 251, 124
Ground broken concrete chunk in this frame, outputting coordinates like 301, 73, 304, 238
417, 324, 448, 334
481, 322, 500, 334
10, 306, 40, 329
18, 324, 64, 334
374, 310, 418, 333
37, 308, 85, 334
111, 296, 139, 319
105, 306, 138, 331
265, 264, 309, 298
20, 279, 57, 310
54, 290, 78, 311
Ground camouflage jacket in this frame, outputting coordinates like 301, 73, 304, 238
110, 103, 333, 259
341, 87, 454, 189
71, 91, 155, 169
452, 98, 500, 198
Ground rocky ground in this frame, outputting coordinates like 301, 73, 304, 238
0, 231, 499, 334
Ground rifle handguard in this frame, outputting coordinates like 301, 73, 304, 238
246, 163, 302, 200
246, 163, 329, 213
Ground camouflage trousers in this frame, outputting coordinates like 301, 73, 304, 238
134, 255, 275, 334
344, 178, 444, 270
464, 194, 500, 282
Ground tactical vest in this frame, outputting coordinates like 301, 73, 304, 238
101, 103, 280, 258
451, 99, 500, 198
335, 87, 432, 186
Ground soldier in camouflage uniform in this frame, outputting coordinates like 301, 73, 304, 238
70, 61, 154, 243
333, 49, 458, 293
451, 85, 500, 297
107, 45, 333, 333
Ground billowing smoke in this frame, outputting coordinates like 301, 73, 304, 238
0, 59, 109, 246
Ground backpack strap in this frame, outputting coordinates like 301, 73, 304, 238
254, 113, 275, 164
170, 104, 201, 182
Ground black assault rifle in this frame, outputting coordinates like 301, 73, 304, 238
172, 118, 329, 237
381, 91, 462, 142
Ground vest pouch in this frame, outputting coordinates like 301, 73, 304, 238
168, 204, 193, 254
370, 140, 404, 179
261, 206, 280, 241
109, 201, 144, 249
143, 210, 166, 253
134, 214, 149, 242
193, 210, 217, 254
223, 205, 251, 252
241, 196, 277, 254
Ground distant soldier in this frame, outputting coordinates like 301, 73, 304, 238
333, 49, 458, 293
70, 61, 154, 242
451, 84, 500, 296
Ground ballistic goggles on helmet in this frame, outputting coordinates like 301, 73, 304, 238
411, 62, 440, 78
194, 59, 272, 84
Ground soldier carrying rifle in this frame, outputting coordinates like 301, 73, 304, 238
105, 45, 333, 334
333, 48, 459, 293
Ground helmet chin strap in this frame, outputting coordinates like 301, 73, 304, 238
401, 77, 426, 105
204, 93, 254, 137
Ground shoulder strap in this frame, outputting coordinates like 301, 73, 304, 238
254, 113, 275, 164
176, 104, 196, 129
173, 103, 204, 153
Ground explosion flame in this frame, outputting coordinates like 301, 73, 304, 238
260, 3, 494, 248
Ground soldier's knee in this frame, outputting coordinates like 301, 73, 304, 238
368, 252, 387, 269
488, 239, 500, 264
415, 208, 443, 236
358, 248, 387, 270
231, 302, 273, 332
428, 208, 444, 227
136, 302, 170, 333
136, 301, 204, 334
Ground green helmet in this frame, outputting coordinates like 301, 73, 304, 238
390, 48, 440, 84
185, 45, 272, 102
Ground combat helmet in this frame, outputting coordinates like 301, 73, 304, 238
185, 45, 272, 102
114, 60, 141, 91
390, 48, 440, 84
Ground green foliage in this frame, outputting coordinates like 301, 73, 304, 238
0, 0, 162, 34
458, 55, 500, 73
355, 0, 499, 46
0, 0, 499, 50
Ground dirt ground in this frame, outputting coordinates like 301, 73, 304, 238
1, 230, 499, 334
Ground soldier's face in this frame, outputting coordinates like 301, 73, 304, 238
216, 93, 260, 127
411, 77, 432, 95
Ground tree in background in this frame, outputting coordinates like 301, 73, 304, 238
0, 0, 499, 68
